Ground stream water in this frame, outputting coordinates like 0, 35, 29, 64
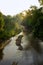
0, 32, 43, 65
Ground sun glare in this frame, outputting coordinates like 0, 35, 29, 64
22, 11, 27, 16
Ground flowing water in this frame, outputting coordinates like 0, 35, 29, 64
0, 32, 43, 65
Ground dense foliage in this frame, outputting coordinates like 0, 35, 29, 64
38, 0, 43, 5
0, 12, 24, 42
0, 0, 43, 42
22, 6, 43, 41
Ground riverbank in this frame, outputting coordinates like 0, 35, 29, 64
0, 32, 23, 50
0, 39, 11, 50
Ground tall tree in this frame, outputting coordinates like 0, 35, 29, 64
0, 12, 4, 31
38, 0, 43, 5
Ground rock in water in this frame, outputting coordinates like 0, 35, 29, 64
18, 45, 23, 50
16, 35, 23, 46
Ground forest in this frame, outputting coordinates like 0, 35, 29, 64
0, 0, 43, 42
0, 12, 24, 42
0, 0, 43, 65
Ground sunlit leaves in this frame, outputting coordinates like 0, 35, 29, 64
38, 0, 43, 5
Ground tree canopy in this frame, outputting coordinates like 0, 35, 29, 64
21, 6, 43, 41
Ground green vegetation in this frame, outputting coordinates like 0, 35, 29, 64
20, 0, 43, 53
0, 0, 43, 42
38, 0, 43, 5
0, 12, 24, 42
22, 6, 43, 41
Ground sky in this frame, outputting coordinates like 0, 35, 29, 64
0, 0, 40, 16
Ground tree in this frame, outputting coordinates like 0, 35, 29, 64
0, 12, 5, 39
0, 12, 4, 31
21, 6, 43, 41
38, 0, 43, 5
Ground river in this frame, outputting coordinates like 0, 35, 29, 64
0, 32, 43, 65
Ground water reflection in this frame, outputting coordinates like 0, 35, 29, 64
0, 32, 43, 65
12, 61, 18, 65
0, 49, 4, 61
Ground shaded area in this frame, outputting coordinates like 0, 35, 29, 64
0, 49, 4, 61
12, 61, 18, 65
30, 37, 41, 53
